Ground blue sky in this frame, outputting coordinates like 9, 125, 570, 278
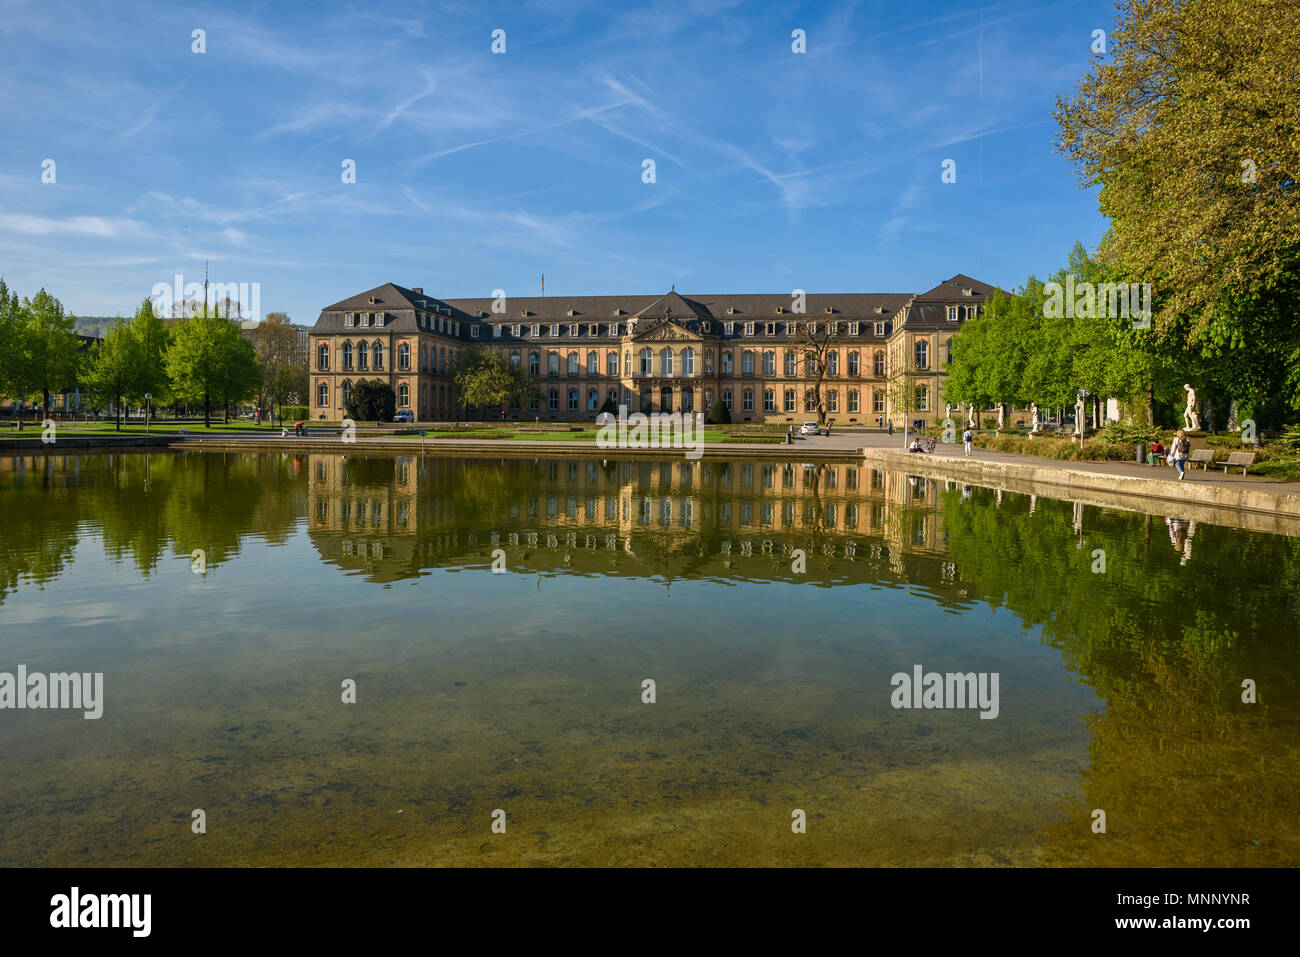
0, 0, 1115, 324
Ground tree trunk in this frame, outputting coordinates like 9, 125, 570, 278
204, 390, 211, 428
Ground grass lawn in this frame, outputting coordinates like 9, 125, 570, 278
0, 421, 294, 438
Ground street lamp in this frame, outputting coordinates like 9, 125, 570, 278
145, 394, 152, 435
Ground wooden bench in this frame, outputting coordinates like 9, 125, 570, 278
1189, 448, 1215, 470
1220, 451, 1257, 475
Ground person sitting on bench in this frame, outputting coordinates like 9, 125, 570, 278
1147, 440, 1166, 466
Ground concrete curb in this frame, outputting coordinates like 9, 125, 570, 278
865, 448, 1300, 535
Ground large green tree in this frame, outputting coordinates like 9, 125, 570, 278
17, 288, 81, 415
345, 379, 396, 423
81, 322, 142, 430
453, 346, 536, 415
165, 306, 258, 427
252, 312, 308, 418
1054, 0, 1300, 413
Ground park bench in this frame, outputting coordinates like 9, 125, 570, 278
1220, 451, 1257, 475
1189, 448, 1216, 470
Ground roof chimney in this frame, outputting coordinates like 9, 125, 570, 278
412, 287, 423, 295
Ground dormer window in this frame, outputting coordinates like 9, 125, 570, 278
808, 322, 818, 335
550, 324, 560, 336
345, 313, 355, 327
849, 322, 859, 336
874, 321, 886, 336
765, 322, 775, 335
361, 313, 371, 327
567, 308, 575, 317
368, 296, 377, 305
492, 324, 501, 337
612, 308, 623, 316
701, 321, 710, 332
724, 321, 734, 335
775, 305, 784, 314
824, 306, 834, 315
569, 324, 578, 336
726, 306, 736, 315
610, 323, 619, 336
947, 306, 959, 321
471, 324, 481, 338
744, 322, 754, 336
375, 313, 385, 327
531, 324, 540, 336
511, 324, 521, 336
876, 305, 885, 314
962, 288, 973, 296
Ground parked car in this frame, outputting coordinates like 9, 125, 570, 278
393, 410, 415, 423
799, 422, 820, 436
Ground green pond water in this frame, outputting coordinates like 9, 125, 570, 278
0, 449, 1295, 867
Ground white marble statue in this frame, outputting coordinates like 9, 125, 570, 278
1074, 396, 1086, 436
1030, 403, 1041, 433
1183, 383, 1199, 431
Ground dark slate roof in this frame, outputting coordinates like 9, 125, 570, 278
313, 279, 998, 336
916, 274, 1001, 301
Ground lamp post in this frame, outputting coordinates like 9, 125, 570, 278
145, 394, 151, 435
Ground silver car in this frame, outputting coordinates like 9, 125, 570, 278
799, 422, 820, 436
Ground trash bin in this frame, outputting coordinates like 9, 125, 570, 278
1136, 443, 1146, 463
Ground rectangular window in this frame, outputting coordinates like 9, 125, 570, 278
375, 313, 385, 327
848, 390, 859, 412
849, 322, 859, 335
361, 313, 370, 327
610, 323, 619, 336
511, 324, 520, 336
551, 324, 560, 336
784, 390, 795, 412
763, 390, 775, 412
828, 391, 839, 413
531, 324, 540, 336
947, 306, 959, 321
724, 322, 734, 336
492, 325, 501, 337
873, 391, 885, 413
742, 389, 754, 412
874, 321, 885, 336
570, 324, 578, 336
744, 322, 754, 336
345, 313, 355, 327
471, 325, 480, 338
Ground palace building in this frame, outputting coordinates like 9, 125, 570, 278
309, 274, 999, 427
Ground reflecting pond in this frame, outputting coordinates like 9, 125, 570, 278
0, 450, 1295, 866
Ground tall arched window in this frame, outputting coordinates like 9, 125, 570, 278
624, 352, 631, 375
373, 341, 384, 370
873, 350, 885, 376
915, 340, 929, 369
568, 351, 579, 375
317, 382, 329, 407
548, 388, 558, 410
342, 380, 352, 407
317, 344, 329, 371
511, 351, 521, 368
682, 387, 694, 412
682, 348, 695, 376
343, 342, 353, 369
742, 351, 754, 375
548, 352, 560, 375
398, 384, 409, 406
607, 352, 618, 377
357, 342, 368, 369
848, 351, 860, 375
762, 350, 775, 375
398, 343, 410, 370
661, 386, 673, 410
661, 348, 674, 376
587, 351, 598, 375
640, 348, 653, 374
722, 352, 733, 375
529, 352, 539, 375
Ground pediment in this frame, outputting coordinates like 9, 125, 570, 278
632, 318, 699, 342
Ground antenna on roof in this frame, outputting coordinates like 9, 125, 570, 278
203, 261, 209, 317
541, 273, 545, 296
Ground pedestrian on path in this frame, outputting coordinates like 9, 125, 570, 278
962, 426, 973, 456
1170, 429, 1191, 480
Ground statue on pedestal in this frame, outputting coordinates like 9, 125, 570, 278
1183, 384, 1199, 432
1030, 403, 1041, 433
1074, 395, 1086, 437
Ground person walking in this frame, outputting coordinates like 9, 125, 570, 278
887, 419, 894, 436
962, 426, 973, 457
1169, 429, 1191, 480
